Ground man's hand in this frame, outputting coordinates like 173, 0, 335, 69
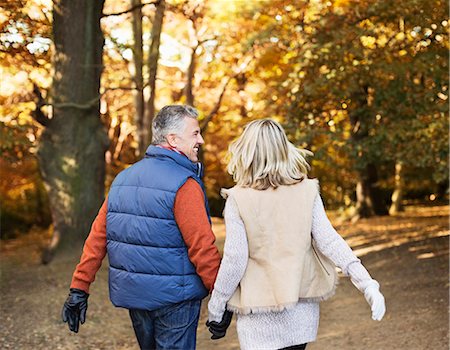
206, 310, 233, 340
62, 288, 89, 333
364, 282, 386, 321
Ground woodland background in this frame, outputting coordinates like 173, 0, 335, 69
0, 1, 449, 349
1, 0, 448, 259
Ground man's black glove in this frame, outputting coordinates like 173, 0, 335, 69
206, 310, 233, 340
62, 288, 89, 333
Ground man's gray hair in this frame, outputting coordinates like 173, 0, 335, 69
152, 105, 199, 145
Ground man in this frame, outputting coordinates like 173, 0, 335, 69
62, 105, 222, 349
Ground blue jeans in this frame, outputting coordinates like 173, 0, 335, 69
129, 299, 201, 350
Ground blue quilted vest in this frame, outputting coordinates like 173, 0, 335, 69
106, 145, 210, 311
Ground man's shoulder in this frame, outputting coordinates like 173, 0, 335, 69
178, 177, 202, 195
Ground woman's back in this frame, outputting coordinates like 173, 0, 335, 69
224, 179, 336, 313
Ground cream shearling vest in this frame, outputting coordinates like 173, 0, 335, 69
222, 179, 337, 314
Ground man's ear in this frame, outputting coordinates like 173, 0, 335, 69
166, 134, 177, 147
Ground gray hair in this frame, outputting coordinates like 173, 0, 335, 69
152, 105, 199, 145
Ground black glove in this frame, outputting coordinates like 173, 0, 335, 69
62, 288, 89, 333
206, 310, 233, 340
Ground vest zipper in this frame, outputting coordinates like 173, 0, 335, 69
312, 243, 330, 276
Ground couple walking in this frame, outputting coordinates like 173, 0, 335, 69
62, 105, 386, 350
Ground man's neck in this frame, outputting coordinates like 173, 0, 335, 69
157, 144, 187, 158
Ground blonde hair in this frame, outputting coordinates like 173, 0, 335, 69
227, 119, 312, 190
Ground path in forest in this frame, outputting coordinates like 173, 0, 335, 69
0, 204, 448, 349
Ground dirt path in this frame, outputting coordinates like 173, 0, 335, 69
1, 205, 448, 349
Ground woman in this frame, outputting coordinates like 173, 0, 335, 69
207, 119, 386, 350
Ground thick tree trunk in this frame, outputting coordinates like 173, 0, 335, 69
131, 0, 145, 155
349, 86, 388, 220
353, 163, 388, 220
141, 0, 165, 154
389, 161, 404, 215
39, 0, 108, 263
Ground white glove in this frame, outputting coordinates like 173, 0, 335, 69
364, 281, 386, 321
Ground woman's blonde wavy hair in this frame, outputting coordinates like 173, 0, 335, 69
227, 119, 312, 190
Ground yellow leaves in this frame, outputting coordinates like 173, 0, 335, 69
6, 180, 35, 201
360, 35, 376, 49
281, 50, 297, 64
359, 19, 375, 29
398, 49, 408, 56
333, 0, 353, 7
18, 102, 37, 121
319, 65, 330, 74
376, 34, 389, 47
395, 32, 405, 41
29, 68, 51, 88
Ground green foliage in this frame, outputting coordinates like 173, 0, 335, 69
252, 0, 449, 204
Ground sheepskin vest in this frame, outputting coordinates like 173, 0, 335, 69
224, 179, 337, 314
106, 146, 209, 311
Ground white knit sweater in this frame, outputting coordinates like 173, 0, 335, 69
208, 195, 377, 350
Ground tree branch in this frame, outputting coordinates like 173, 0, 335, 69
200, 50, 256, 132
101, 0, 159, 18
53, 95, 101, 110
200, 77, 233, 132
31, 83, 51, 126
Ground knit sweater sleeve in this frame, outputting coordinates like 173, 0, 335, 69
174, 178, 221, 292
208, 195, 249, 322
311, 195, 376, 292
70, 198, 108, 293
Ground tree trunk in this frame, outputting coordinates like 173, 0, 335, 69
184, 45, 196, 106
353, 163, 388, 221
131, 0, 145, 156
349, 86, 388, 219
389, 161, 404, 215
39, 0, 108, 263
141, 0, 165, 154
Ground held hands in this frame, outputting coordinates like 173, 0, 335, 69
364, 282, 386, 321
206, 310, 233, 340
62, 288, 89, 333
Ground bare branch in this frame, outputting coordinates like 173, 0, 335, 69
104, 86, 138, 91
200, 49, 256, 133
52, 96, 101, 110
200, 77, 232, 132
101, 0, 159, 18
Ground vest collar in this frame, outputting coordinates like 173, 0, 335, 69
145, 145, 203, 178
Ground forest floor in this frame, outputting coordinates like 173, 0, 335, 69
0, 203, 448, 350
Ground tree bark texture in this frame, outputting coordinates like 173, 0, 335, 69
141, 0, 165, 154
184, 45, 196, 106
349, 86, 388, 219
131, 0, 145, 155
39, 0, 108, 262
354, 163, 388, 220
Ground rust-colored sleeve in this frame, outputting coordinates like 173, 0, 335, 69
70, 198, 108, 293
174, 178, 221, 292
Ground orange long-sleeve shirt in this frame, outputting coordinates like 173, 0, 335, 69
70, 178, 221, 293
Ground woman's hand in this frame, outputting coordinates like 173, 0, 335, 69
364, 281, 386, 321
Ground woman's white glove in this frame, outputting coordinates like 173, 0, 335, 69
364, 281, 386, 321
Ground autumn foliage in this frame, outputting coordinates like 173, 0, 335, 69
1, 0, 448, 241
